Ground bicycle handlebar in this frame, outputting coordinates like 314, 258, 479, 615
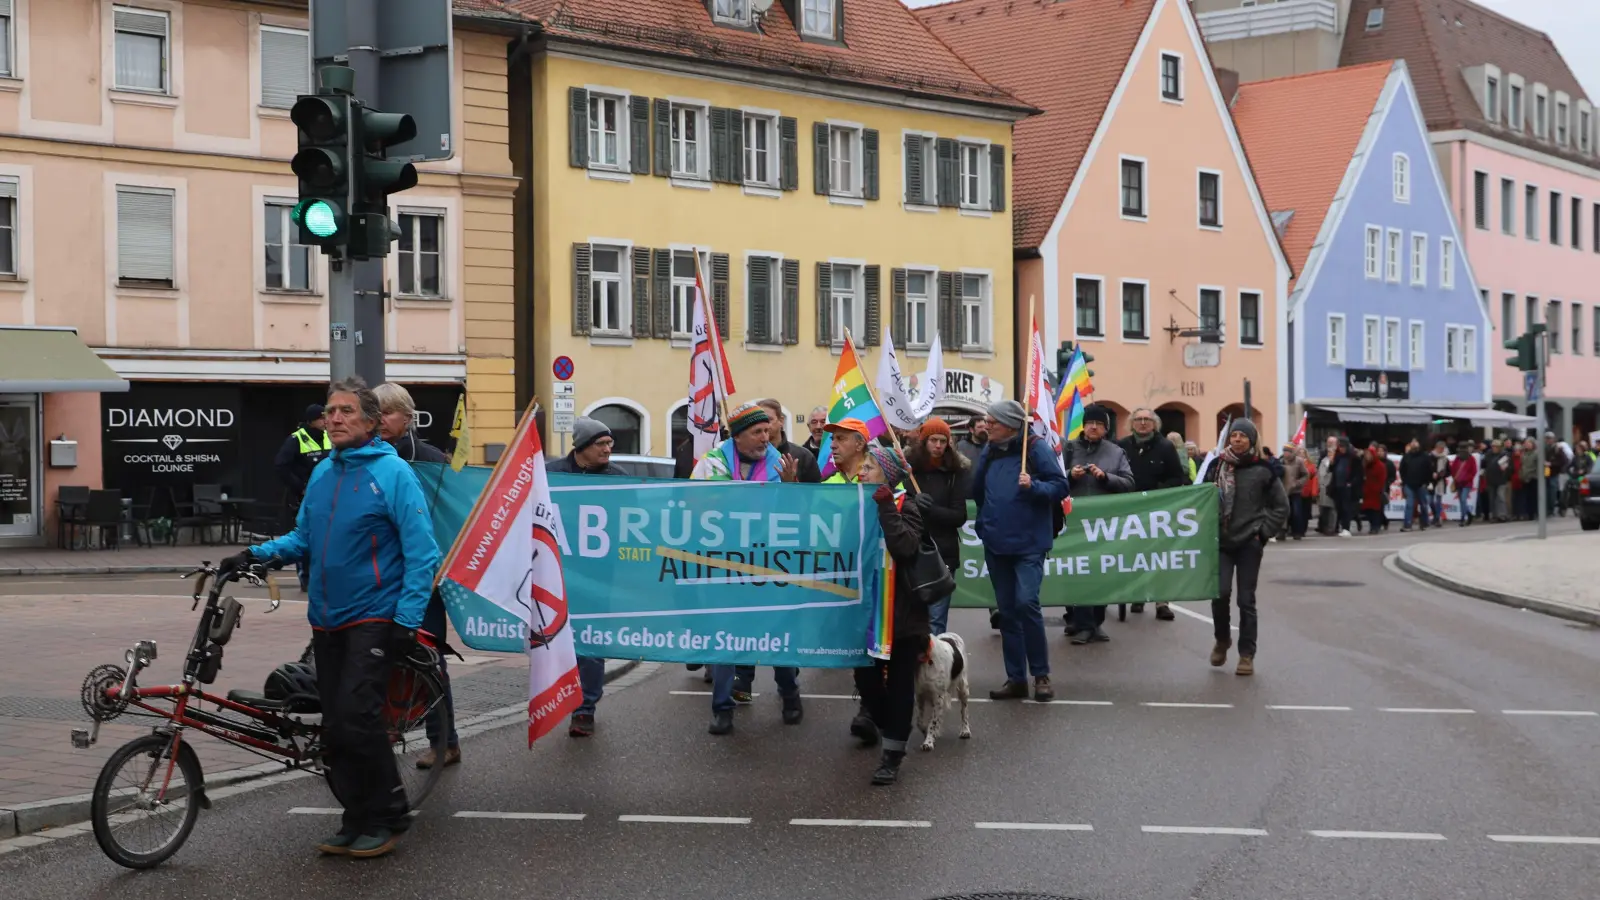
187, 562, 282, 614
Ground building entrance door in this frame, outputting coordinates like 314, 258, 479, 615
0, 396, 40, 538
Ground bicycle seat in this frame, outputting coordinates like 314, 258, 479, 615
227, 689, 288, 710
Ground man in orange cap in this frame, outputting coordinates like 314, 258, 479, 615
822, 418, 872, 484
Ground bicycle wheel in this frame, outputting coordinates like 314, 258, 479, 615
90, 733, 203, 869
321, 664, 452, 812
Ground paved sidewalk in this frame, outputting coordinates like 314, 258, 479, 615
0, 544, 211, 576
0, 588, 624, 837
1396, 533, 1600, 625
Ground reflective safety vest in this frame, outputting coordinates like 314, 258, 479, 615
292, 427, 332, 458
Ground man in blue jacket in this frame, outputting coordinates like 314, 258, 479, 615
223, 376, 440, 860
971, 399, 1070, 702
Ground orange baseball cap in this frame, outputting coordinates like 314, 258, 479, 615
823, 418, 871, 441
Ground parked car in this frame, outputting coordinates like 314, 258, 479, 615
1580, 457, 1600, 532
607, 454, 676, 479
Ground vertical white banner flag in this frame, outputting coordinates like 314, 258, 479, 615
876, 327, 947, 430
686, 265, 735, 461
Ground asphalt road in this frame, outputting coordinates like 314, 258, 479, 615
3, 523, 1598, 900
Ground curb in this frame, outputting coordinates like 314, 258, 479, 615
0, 659, 643, 842
0, 565, 195, 578
1392, 547, 1600, 627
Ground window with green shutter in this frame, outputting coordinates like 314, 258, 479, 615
711, 253, 731, 339
571, 243, 592, 336
989, 142, 1006, 212
782, 258, 800, 346
904, 134, 934, 206
863, 265, 881, 344
935, 138, 959, 209
779, 117, 799, 191
632, 246, 653, 338
747, 255, 774, 344
814, 261, 832, 346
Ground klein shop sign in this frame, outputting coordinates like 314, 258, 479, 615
1344, 368, 1410, 401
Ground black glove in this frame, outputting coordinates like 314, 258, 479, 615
218, 551, 255, 577
388, 623, 418, 659
914, 493, 936, 512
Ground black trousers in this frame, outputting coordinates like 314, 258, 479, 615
853, 640, 920, 753
1067, 604, 1107, 630
313, 622, 408, 834
1214, 541, 1262, 658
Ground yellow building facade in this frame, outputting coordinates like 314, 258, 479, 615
488, 1, 1033, 458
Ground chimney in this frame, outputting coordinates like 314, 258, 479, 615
1214, 67, 1241, 108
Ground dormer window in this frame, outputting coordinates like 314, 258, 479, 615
712, 0, 751, 27
1365, 7, 1383, 30
1557, 99, 1569, 145
1485, 75, 1500, 121
1580, 104, 1593, 153
1509, 82, 1524, 131
1535, 93, 1548, 137
800, 0, 838, 40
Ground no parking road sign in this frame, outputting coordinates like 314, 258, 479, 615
553, 356, 575, 381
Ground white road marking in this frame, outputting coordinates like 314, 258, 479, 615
1500, 709, 1598, 717
976, 822, 1094, 832
1142, 825, 1268, 836
1266, 705, 1354, 712
1026, 699, 1114, 706
1487, 835, 1600, 845
1142, 702, 1235, 709
790, 818, 932, 828
454, 811, 585, 821
618, 815, 751, 825
287, 807, 342, 815
1378, 708, 1477, 714
1309, 830, 1447, 840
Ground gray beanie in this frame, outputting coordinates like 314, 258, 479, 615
572, 416, 612, 452
987, 399, 1027, 430
1227, 418, 1258, 449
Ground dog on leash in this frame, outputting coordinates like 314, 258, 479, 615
914, 632, 971, 751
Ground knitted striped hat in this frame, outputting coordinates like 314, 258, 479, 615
867, 445, 908, 486
726, 402, 771, 437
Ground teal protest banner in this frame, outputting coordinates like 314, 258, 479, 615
420, 463, 885, 668
951, 485, 1219, 607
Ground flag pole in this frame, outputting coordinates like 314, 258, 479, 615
434, 395, 541, 588
1021, 309, 1038, 478
693, 252, 736, 444
845, 326, 922, 494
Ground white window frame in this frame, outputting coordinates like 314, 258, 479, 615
1197, 168, 1222, 229
1364, 224, 1382, 279
1159, 51, 1183, 103
799, 0, 837, 39
1073, 274, 1105, 341
0, 175, 17, 278
958, 140, 990, 210
1533, 83, 1549, 138
587, 242, 630, 336
669, 245, 711, 340
1484, 70, 1501, 122
1385, 228, 1402, 283
1501, 177, 1515, 234
1572, 301, 1583, 356
1392, 152, 1410, 203
0, 0, 14, 79
1409, 319, 1425, 370
711, 0, 752, 27
1556, 95, 1570, 146
1198, 284, 1224, 340
1119, 155, 1147, 220
259, 25, 310, 110
904, 267, 937, 349
958, 269, 992, 352
1462, 325, 1478, 372
1119, 278, 1150, 343
112, 5, 171, 95
115, 184, 176, 287
670, 100, 709, 181
1580, 101, 1593, 154
742, 111, 778, 189
1327, 313, 1346, 366
1508, 76, 1525, 131
827, 122, 863, 199
1383, 316, 1402, 368
1410, 232, 1427, 286
1525, 182, 1539, 240
1439, 236, 1455, 289
262, 197, 313, 293
828, 259, 864, 346
396, 208, 446, 299
744, 251, 785, 347
586, 89, 629, 173
1362, 315, 1381, 366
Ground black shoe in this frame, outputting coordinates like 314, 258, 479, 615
708, 710, 734, 735
988, 681, 1029, 700
1130, 603, 1145, 614
989, 608, 1002, 630
1089, 627, 1111, 643
782, 694, 803, 725
1155, 604, 1176, 621
871, 750, 905, 786
685, 664, 703, 672
1069, 629, 1093, 645
850, 710, 881, 747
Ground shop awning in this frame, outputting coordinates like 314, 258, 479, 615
1307, 403, 1432, 425
1421, 407, 1540, 427
0, 328, 130, 393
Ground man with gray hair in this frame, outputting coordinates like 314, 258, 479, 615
803, 405, 828, 457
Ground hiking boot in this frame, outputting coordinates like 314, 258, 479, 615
989, 608, 1002, 630
1155, 604, 1176, 621
1210, 639, 1232, 667
781, 694, 804, 725
347, 828, 399, 859
731, 681, 754, 704
567, 714, 595, 738
1033, 677, 1055, 703
317, 830, 359, 856
708, 710, 734, 735
1089, 627, 1110, 643
989, 680, 1029, 700
1130, 603, 1146, 614
849, 708, 881, 747
1069, 629, 1093, 645
870, 750, 905, 786
1236, 656, 1255, 677
415, 746, 461, 768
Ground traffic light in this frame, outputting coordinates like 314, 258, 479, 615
346, 107, 419, 260
1503, 324, 1547, 371
1056, 341, 1096, 372
290, 92, 354, 249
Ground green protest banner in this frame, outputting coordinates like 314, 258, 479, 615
952, 485, 1219, 607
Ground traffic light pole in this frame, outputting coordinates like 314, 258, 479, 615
1536, 342, 1547, 540
334, 0, 386, 387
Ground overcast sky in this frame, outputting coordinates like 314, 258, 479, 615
1474, 0, 1600, 100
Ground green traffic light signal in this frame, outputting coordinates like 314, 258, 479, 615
292, 200, 341, 239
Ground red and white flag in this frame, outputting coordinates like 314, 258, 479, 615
687, 256, 737, 461
439, 413, 580, 746
1291, 412, 1308, 447
1025, 317, 1062, 453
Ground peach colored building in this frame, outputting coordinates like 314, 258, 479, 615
0, 0, 519, 546
920, 0, 1290, 447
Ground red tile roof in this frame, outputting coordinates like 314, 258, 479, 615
1340, 0, 1593, 166
463, 0, 1027, 112
915, 0, 1156, 250
1231, 61, 1393, 286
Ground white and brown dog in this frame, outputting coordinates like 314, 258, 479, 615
914, 632, 971, 751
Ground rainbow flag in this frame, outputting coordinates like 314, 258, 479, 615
865, 490, 904, 661
1053, 345, 1093, 424
816, 341, 888, 478
1061, 387, 1086, 440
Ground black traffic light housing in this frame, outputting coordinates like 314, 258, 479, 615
1056, 341, 1095, 377
1503, 323, 1547, 371
289, 92, 353, 249
346, 108, 419, 260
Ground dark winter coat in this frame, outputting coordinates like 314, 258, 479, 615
1399, 449, 1434, 489
1117, 432, 1190, 492
972, 435, 1070, 557
1331, 446, 1364, 496
1202, 455, 1289, 550
547, 453, 630, 477
387, 431, 450, 464
774, 439, 822, 484
879, 496, 930, 642
907, 449, 970, 570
